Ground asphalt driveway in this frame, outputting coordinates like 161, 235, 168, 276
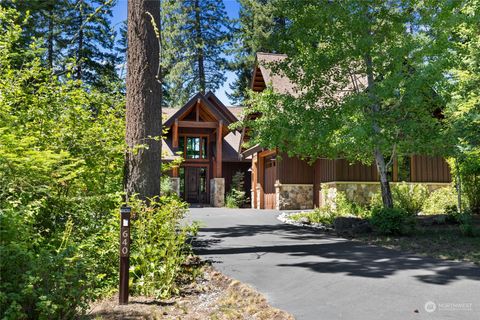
186, 207, 479, 320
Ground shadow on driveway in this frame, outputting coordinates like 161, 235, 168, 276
194, 224, 480, 286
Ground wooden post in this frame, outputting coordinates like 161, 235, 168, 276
252, 155, 257, 208
216, 120, 222, 177
258, 155, 265, 209
119, 206, 131, 305
196, 100, 200, 122
172, 119, 179, 177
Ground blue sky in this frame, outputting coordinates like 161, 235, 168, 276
111, 0, 241, 106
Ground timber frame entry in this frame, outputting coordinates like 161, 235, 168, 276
164, 92, 241, 204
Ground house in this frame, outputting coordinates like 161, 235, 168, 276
163, 92, 250, 206
241, 53, 452, 210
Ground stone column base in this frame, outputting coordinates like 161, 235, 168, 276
210, 178, 225, 207
170, 177, 180, 196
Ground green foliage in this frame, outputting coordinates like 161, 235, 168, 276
391, 183, 429, 216
0, 7, 198, 319
228, 0, 284, 103
226, 171, 248, 208
422, 186, 460, 214
335, 192, 371, 219
370, 207, 415, 235
290, 207, 337, 226
129, 196, 198, 299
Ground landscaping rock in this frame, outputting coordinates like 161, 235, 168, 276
334, 217, 372, 236
299, 217, 311, 225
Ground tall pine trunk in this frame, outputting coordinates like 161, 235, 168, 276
194, 0, 206, 93
47, 5, 54, 69
124, 0, 162, 200
76, 0, 84, 80
365, 53, 394, 209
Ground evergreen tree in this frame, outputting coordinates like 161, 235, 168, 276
163, 0, 231, 106
64, 0, 119, 87
4, 0, 120, 88
228, 0, 284, 104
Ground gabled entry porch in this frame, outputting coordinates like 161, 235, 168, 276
164, 92, 240, 206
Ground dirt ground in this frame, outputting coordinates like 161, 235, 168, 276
87, 265, 294, 320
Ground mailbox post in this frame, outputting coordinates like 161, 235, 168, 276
119, 206, 131, 305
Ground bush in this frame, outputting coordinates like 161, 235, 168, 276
448, 156, 480, 214
370, 207, 415, 235
290, 207, 337, 225
391, 183, 429, 216
335, 192, 371, 218
225, 171, 248, 208
422, 186, 460, 214
130, 196, 198, 298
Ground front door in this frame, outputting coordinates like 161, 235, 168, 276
185, 167, 208, 203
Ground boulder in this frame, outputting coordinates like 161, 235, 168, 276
334, 216, 371, 236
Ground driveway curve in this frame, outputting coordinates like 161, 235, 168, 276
187, 208, 479, 320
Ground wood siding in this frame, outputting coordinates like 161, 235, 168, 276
264, 162, 276, 209
411, 155, 451, 182
335, 159, 378, 181
223, 162, 252, 195
277, 152, 314, 184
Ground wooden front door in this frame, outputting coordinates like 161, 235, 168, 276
185, 167, 208, 203
264, 158, 276, 209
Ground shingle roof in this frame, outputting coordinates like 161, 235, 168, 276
256, 52, 297, 95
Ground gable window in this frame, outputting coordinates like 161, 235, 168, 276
179, 136, 208, 159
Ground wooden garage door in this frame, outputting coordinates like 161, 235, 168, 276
264, 158, 276, 209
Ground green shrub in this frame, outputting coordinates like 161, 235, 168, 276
226, 192, 240, 208
370, 207, 415, 235
391, 183, 429, 216
422, 186, 459, 214
335, 192, 371, 218
448, 156, 480, 214
290, 207, 337, 225
129, 196, 198, 298
225, 171, 248, 208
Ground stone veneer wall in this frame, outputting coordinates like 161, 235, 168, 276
170, 177, 180, 196
210, 178, 225, 207
320, 181, 451, 208
275, 183, 314, 210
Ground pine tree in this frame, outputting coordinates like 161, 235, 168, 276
64, 0, 119, 87
124, 0, 162, 199
161, 0, 231, 106
228, 0, 285, 104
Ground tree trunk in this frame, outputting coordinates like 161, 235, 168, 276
47, 5, 54, 69
76, 0, 84, 80
124, 0, 162, 200
194, 0, 206, 93
365, 53, 393, 209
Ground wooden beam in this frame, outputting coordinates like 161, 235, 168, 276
252, 155, 257, 208
258, 155, 265, 209
178, 121, 217, 128
216, 120, 223, 177
172, 166, 178, 177
172, 119, 179, 148
196, 100, 200, 122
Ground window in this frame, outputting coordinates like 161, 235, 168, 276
179, 136, 208, 159
397, 155, 411, 182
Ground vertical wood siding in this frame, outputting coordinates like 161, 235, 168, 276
335, 160, 378, 181
277, 152, 314, 184
411, 155, 451, 182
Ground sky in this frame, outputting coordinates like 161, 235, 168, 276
111, 0, 241, 106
